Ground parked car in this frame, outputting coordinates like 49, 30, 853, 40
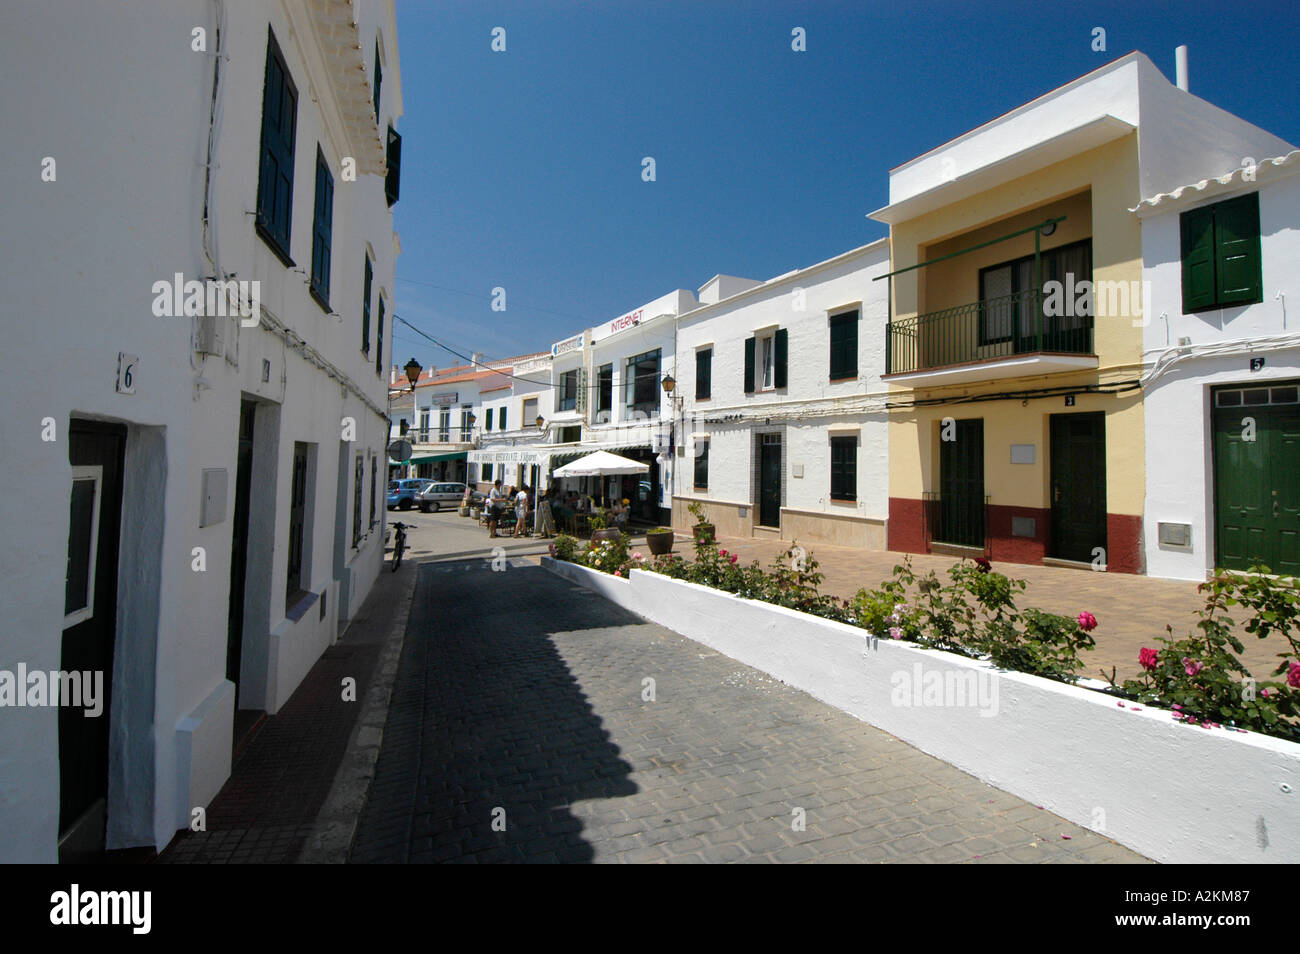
417, 481, 470, 513
387, 478, 431, 511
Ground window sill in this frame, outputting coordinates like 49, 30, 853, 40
829, 375, 858, 383
309, 284, 331, 314
830, 495, 857, 503
255, 222, 295, 269
695, 395, 711, 401
285, 588, 318, 622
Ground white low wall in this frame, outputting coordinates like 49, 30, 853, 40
542, 557, 1300, 864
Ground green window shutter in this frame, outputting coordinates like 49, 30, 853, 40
1180, 205, 1216, 312
830, 437, 856, 500
385, 127, 401, 207
500, 408, 507, 430
1214, 192, 1262, 306
310, 147, 333, 306
774, 328, 788, 389
830, 312, 858, 379
744, 337, 755, 393
375, 297, 384, 373
361, 256, 372, 353
373, 42, 382, 121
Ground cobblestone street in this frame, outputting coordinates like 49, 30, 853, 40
349, 555, 1147, 863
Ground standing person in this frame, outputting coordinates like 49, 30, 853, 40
512, 485, 529, 538
536, 487, 556, 538
487, 479, 506, 538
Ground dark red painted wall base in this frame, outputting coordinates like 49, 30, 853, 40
888, 497, 926, 555
887, 497, 1144, 574
1106, 513, 1143, 574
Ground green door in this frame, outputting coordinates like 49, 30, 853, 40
937, 418, 984, 547
1050, 412, 1108, 563
1214, 386, 1300, 575
759, 434, 781, 528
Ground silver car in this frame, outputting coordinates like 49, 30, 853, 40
417, 481, 468, 513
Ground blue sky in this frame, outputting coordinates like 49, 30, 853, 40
390, 0, 1300, 369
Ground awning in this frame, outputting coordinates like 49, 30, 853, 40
408, 450, 468, 464
553, 451, 650, 477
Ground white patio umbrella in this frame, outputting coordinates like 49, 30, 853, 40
552, 450, 650, 477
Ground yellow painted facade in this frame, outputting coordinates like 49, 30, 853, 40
885, 134, 1147, 571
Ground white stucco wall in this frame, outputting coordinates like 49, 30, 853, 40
0, 0, 400, 859
1140, 171, 1300, 580
674, 241, 891, 524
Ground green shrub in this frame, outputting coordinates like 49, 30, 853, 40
549, 534, 580, 563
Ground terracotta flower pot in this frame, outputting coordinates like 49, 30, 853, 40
592, 528, 622, 544
692, 524, 715, 545
646, 530, 674, 555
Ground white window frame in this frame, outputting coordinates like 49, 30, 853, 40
759, 333, 776, 391
64, 465, 103, 628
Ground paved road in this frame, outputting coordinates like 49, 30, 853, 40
349, 556, 1147, 864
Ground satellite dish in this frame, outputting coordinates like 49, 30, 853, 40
387, 439, 413, 462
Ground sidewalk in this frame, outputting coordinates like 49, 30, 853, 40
158, 555, 415, 864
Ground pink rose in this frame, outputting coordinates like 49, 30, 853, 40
1077, 611, 1097, 632
1182, 657, 1203, 677
614, 570, 622, 578
729, 554, 738, 564
1139, 647, 1159, 671
889, 627, 903, 640
1289, 661, 1300, 689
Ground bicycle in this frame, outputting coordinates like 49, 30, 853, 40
391, 521, 409, 572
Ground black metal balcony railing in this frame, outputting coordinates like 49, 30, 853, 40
923, 492, 990, 555
885, 290, 1093, 375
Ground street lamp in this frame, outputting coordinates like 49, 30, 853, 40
535, 414, 545, 429
403, 357, 423, 389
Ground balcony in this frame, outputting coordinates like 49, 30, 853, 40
885, 289, 1096, 385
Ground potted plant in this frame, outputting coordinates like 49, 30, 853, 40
688, 500, 715, 544
646, 526, 675, 556
590, 509, 621, 543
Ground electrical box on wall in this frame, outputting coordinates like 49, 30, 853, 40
200, 468, 228, 527
1158, 522, 1192, 549
194, 314, 226, 357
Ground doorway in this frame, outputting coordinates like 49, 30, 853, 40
758, 433, 782, 528
1212, 384, 1300, 575
937, 418, 985, 548
59, 419, 126, 862
1049, 412, 1107, 563
228, 402, 259, 747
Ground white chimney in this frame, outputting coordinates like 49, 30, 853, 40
1175, 45, 1189, 92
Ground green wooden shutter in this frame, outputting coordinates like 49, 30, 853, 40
311, 148, 333, 304
1214, 193, 1262, 306
744, 337, 755, 393
375, 297, 385, 373
774, 328, 788, 388
361, 256, 372, 353
1180, 205, 1216, 312
385, 127, 401, 207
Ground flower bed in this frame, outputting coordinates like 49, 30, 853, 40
542, 552, 1300, 863
547, 532, 1300, 743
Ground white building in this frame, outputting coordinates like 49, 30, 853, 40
1137, 150, 1300, 580
0, 0, 402, 861
673, 244, 892, 546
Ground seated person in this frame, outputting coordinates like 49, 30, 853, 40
610, 498, 629, 529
